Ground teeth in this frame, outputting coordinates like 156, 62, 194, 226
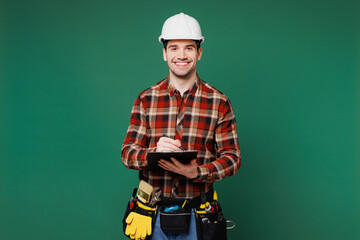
175, 62, 188, 66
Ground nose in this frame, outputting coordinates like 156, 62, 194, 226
178, 49, 186, 59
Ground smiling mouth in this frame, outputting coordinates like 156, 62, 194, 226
174, 62, 190, 67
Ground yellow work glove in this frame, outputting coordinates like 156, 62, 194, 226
125, 212, 152, 240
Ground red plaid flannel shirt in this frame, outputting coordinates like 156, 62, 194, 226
122, 76, 241, 198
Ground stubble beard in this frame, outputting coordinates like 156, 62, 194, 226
169, 63, 196, 80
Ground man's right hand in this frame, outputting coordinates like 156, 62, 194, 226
156, 137, 182, 152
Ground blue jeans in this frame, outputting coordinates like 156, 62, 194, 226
151, 209, 197, 240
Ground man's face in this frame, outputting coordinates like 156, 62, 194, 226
163, 39, 203, 79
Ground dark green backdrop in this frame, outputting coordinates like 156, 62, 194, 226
1, 0, 359, 239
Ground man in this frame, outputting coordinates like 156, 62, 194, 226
122, 12, 241, 240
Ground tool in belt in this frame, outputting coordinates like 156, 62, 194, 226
122, 180, 235, 240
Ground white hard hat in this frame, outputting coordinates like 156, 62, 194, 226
159, 13, 204, 43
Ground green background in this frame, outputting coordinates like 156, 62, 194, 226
1, 0, 359, 239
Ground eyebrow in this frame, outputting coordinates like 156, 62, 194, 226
168, 44, 196, 48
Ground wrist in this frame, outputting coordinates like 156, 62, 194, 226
188, 168, 199, 179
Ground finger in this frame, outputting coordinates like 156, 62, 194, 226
158, 160, 172, 168
125, 224, 131, 236
157, 143, 182, 152
159, 137, 173, 144
174, 139, 181, 147
166, 143, 182, 151
170, 157, 182, 166
157, 144, 181, 152
162, 159, 177, 167
126, 212, 135, 224
157, 139, 181, 150
161, 137, 181, 147
158, 160, 175, 171
158, 162, 171, 171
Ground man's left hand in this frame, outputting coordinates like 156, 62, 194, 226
158, 158, 198, 179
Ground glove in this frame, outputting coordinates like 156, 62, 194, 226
125, 212, 152, 240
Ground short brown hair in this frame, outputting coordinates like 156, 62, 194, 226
162, 40, 201, 51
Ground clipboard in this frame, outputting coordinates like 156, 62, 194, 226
147, 151, 198, 170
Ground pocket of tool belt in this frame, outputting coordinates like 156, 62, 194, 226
195, 211, 227, 240
122, 200, 157, 239
159, 206, 192, 233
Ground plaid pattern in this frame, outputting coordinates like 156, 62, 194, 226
122, 76, 241, 198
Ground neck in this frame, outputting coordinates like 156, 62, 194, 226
169, 71, 197, 96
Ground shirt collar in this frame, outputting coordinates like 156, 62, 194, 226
167, 74, 201, 97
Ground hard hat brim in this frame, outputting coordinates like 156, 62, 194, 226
159, 36, 204, 43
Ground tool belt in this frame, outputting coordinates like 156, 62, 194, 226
122, 187, 230, 240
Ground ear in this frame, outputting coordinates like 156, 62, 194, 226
197, 47, 203, 61
163, 48, 167, 61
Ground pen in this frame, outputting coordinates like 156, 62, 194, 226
162, 134, 185, 151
